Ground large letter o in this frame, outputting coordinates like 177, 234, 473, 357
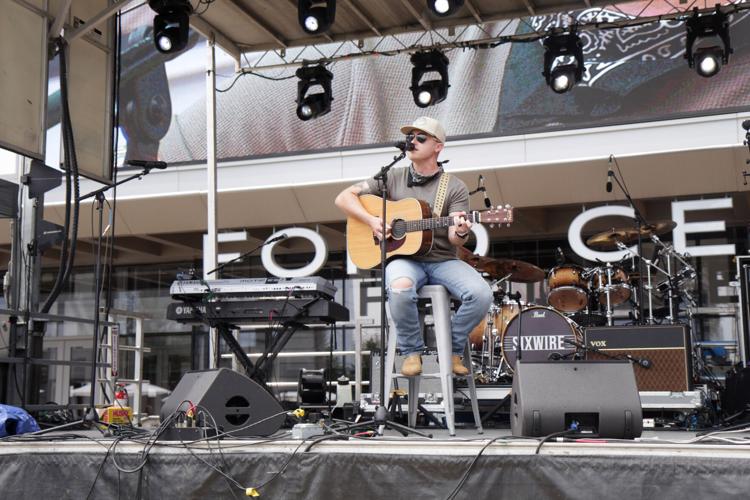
262, 228, 328, 278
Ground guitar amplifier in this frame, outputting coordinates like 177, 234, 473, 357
584, 325, 692, 392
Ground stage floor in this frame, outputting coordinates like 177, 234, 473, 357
2, 426, 750, 499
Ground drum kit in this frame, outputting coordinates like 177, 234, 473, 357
459, 220, 696, 384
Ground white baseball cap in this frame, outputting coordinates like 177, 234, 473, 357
400, 116, 446, 143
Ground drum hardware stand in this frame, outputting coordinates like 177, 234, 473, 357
602, 263, 615, 326
485, 306, 497, 377
651, 234, 695, 324
628, 253, 641, 323
616, 241, 670, 325
607, 156, 648, 324
491, 274, 513, 289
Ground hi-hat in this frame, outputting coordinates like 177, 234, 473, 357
458, 247, 545, 283
586, 221, 677, 250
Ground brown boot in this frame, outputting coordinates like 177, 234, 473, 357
401, 354, 422, 376
452, 355, 469, 376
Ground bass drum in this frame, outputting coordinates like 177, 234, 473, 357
500, 306, 581, 373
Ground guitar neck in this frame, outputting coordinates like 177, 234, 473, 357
405, 212, 478, 233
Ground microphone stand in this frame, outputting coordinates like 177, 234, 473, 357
78, 165, 161, 423
608, 158, 648, 325
205, 235, 286, 277
346, 146, 431, 438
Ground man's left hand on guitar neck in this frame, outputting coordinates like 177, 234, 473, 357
449, 211, 472, 246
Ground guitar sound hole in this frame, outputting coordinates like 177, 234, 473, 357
391, 219, 406, 239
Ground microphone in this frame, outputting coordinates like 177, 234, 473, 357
266, 233, 288, 244
742, 119, 750, 131
478, 175, 492, 208
126, 160, 168, 170
606, 155, 613, 193
548, 352, 563, 360
394, 141, 415, 151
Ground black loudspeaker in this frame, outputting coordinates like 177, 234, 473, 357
511, 360, 643, 439
161, 368, 285, 437
722, 367, 750, 416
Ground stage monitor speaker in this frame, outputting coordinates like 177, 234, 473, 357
161, 368, 285, 437
584, 325, 692, 392
722, 367, 750, 416
511, 360, 643, 439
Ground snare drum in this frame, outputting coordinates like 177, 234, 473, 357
500, 306, 581, 373
547, 265, 589, 312
469, 301, 521, 348
591, 265, 631, 305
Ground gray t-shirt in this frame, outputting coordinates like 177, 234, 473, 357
360, 166, 469, 262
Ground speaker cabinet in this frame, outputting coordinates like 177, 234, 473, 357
584, 325, 692, 392
511, 360, 643, 439
161, 368, 284, 437
722, 367, 750, 416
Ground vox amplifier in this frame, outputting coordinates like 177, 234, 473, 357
584, 325, 692, 392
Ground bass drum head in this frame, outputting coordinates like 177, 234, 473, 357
500, 306, 580, 373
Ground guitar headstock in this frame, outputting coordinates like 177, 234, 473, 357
478, 204, 513, 228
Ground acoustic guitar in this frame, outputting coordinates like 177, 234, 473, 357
347, 194, 513, 269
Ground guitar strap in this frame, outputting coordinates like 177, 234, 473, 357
432, 172, 451, 217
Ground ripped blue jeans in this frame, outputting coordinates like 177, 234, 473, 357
386, 258, 493, 357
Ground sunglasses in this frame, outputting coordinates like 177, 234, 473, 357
405, 132, 431, 144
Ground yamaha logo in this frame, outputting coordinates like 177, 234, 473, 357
176, 305, 205, 315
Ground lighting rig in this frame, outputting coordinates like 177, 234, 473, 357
427, 0, 464, 17
298, 0, 337, 34
148, 0, 193, 54
296, 65, 334, 120
410, 50, 450, 108
542, 30, 585, 94
142, 2, 741, 117
685, 6, 732, 78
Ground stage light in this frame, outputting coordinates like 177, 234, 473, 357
149, 0, 192, 54
410, 50, 450, 108
549, 65, 577, 94
695, 47, 722, 77
298, 0, 336, 34
427, 0, 464, 17
542, 31, 585, 94
685, 7, 732, 78
296, 65, 334, 121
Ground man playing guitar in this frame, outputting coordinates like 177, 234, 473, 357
335, 116, 492, 376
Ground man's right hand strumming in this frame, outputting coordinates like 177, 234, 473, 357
369, 216, 391, 242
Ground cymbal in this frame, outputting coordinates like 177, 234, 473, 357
586, 221, 677, 250
458, 247, 545, 283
